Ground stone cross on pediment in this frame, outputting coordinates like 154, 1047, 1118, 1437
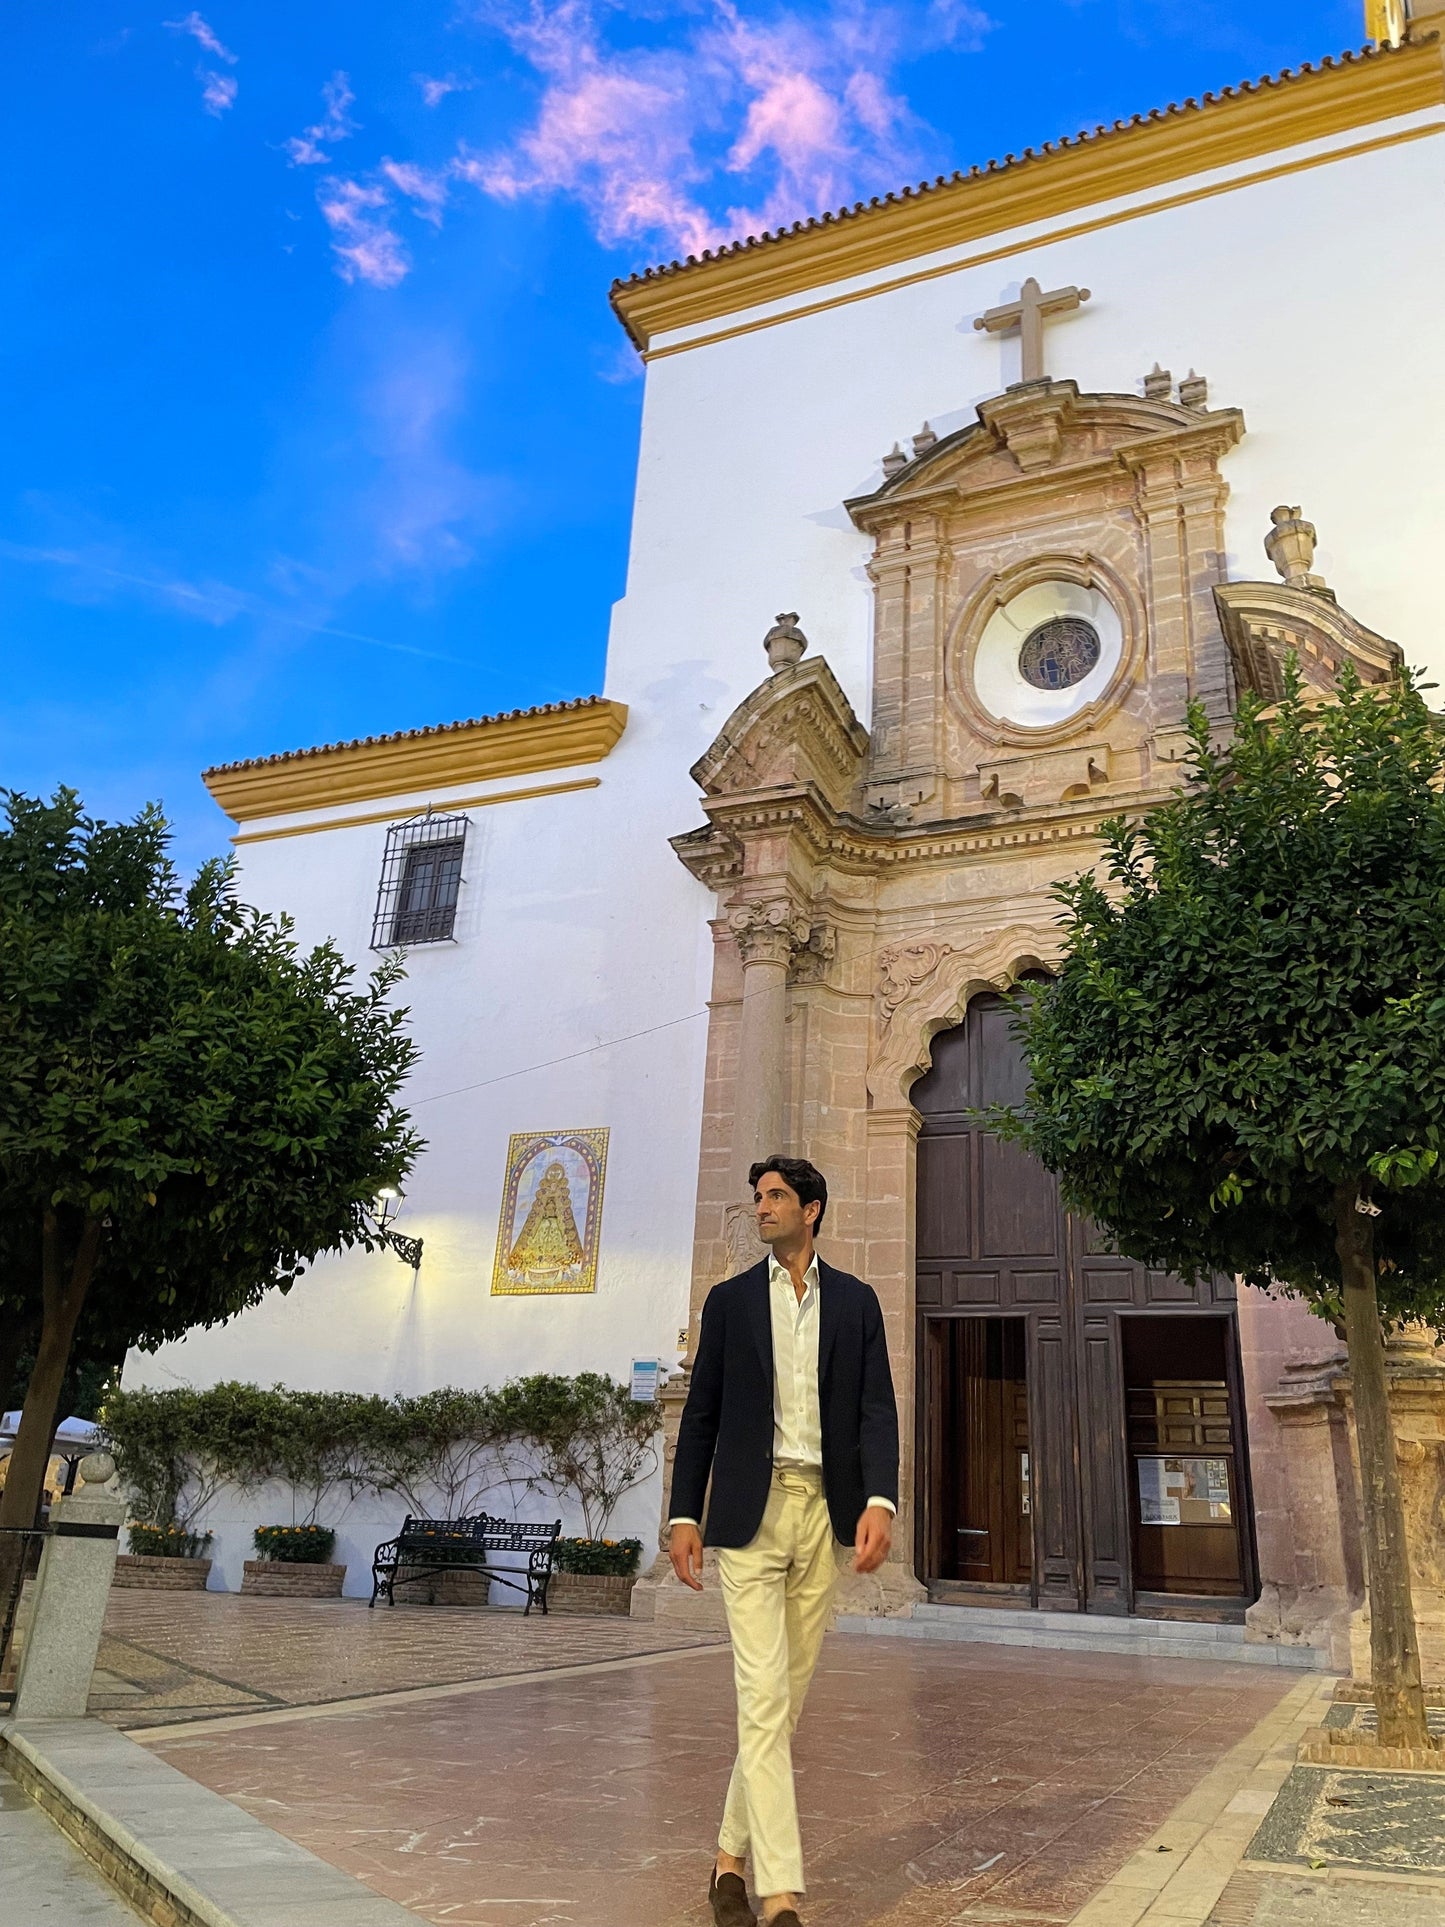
974, 277, 1091, 385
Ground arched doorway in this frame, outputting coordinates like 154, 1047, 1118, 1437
913, 992, 1257, 1617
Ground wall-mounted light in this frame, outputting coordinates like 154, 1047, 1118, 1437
370, 1186, 424, 1271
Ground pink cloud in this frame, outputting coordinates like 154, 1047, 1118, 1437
165, 11, 236, 63
200, 70, 238, 116
317, 178, 410, 288
284, 71, 357, 166
462, 0, 989, 258
380, 160, 450, 226
415, 72, 474, 107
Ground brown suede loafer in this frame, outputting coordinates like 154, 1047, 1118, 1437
709, 1868, 756, 1927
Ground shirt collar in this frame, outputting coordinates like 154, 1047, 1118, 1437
769, 1252, 820, 1296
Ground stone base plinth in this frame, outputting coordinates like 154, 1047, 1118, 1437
1246, 1584, 1354, 1672
546, 1573, 637, 1616
113, 1555, 212, 1591
241, 1560, 345, 1598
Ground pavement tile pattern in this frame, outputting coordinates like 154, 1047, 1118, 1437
148, 1621, 1295, 1927
1208, 1867, 1445, 1924
1246, 1764, 1445, 1877
93, 1592, 724, 1727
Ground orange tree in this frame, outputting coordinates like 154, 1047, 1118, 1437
998, 666, 1445, 1749
0, 789, 421, 1543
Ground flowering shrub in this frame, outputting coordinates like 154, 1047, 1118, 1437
253, 1524, 336, 1565
127, 1522, 212, 1559
549, 1536, 642, 1577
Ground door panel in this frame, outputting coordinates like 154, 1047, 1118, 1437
915, 993, 1256, 1615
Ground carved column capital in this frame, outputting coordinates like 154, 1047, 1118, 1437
728, 897, 812, 968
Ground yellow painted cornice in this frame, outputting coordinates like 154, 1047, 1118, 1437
203, 696, 628, 823
610, 41, 1443, 352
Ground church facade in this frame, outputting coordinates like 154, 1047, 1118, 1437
142, 20, 1445, 1669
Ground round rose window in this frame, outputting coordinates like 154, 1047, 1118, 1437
1018, 617, 1101, 691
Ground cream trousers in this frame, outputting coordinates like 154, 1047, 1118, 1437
716, 1466, 837, 1898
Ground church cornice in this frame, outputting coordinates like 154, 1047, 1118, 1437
673, 780, 1186, 890
610, 40, 1442, 354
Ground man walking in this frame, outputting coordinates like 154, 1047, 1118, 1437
669, 1155, 899, 1927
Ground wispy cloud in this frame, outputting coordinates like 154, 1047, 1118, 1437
0, 539, 470, 665
166, 10, 240, 116
380, 160, 451, 227
200, 71, 238, 115
466, 0, 992, 256
317, 176, 409, 288
415, 71, 475, 107
284, 71, 357, 166
165, 10, 234, 62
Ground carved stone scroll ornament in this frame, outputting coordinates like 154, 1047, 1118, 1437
791, 923, 837, 985
877, 940, 955, 1022
728, 898, 813, 969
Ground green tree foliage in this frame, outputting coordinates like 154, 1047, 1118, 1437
997, 665, 1445, 1747
0, 790, 422, 1540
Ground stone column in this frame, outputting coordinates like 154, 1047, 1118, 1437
722, 897, 811, 1272
14, 1453, 125, 1719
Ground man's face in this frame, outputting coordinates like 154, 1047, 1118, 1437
753, 1170, 818, 1246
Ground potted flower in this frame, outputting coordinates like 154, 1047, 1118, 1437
242, 1525, 346, 1598
546, 1537, 643, 1616
114, 1522, 214, 1591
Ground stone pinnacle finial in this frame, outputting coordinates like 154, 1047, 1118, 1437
1143, 363, 1172, 400
79, 1451, 116, 1485
1178, 370, 1208, 408
1265, 505, 1326, 591
912, 423, 937, 457
764, 612, 808, 673
882, 443, 907, 478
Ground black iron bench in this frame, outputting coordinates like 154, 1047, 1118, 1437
369, 1513, 560, 1613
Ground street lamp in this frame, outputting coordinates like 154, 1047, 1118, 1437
370, 1187, 424, 1271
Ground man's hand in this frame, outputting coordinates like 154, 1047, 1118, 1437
853, 1504, 892, 1574
669, 1522, 705, 1591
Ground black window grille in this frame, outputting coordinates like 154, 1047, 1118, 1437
372, 811, 469, 949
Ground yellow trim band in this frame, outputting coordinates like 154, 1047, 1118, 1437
231, 777, 602, 845
615, 39, 1443, 352
642, 117, 1442, 362
205, 698, 627, 822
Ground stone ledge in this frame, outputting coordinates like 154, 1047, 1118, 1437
0, 1718, 426, 1925
1297, 1724, 1445, 1771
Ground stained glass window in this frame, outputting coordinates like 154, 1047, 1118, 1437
1018, 616, 1101, 691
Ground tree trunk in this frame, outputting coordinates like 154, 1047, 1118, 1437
1334, 1181, 1430, 1750
0, 1209, 101, 1533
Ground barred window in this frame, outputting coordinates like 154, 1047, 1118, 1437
371, 811, 469, 949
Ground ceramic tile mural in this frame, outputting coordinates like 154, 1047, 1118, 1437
490, 1128, 609, 1295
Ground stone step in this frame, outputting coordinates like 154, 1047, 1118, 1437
835, 1601, 1330, 1669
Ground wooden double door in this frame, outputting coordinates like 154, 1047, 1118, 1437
914, 994, 1257, 1615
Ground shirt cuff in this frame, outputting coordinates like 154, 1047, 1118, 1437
668, 1517, 699, 1528
865, 1496, 897, 1515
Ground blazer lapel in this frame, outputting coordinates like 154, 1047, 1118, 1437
743, 1260, 773, 1384
817, 1259, 843, 1386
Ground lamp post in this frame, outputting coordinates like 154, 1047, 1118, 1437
371, 1187, 424, 1271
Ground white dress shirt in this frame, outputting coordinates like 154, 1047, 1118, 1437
670, 1252, 895, 1526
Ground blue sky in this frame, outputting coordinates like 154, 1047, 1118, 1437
3, 0, 1362, 869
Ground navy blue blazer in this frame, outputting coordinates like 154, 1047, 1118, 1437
669, 1257, 900, 1548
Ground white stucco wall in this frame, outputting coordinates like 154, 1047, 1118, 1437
129, 91, 1445, 1581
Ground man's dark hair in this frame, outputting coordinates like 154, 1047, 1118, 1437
748, 1154, 828, 1233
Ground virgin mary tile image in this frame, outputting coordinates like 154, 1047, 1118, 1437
490, 1128, 609, 1295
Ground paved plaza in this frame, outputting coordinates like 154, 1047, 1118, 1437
127, 1599, 1297, 1926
